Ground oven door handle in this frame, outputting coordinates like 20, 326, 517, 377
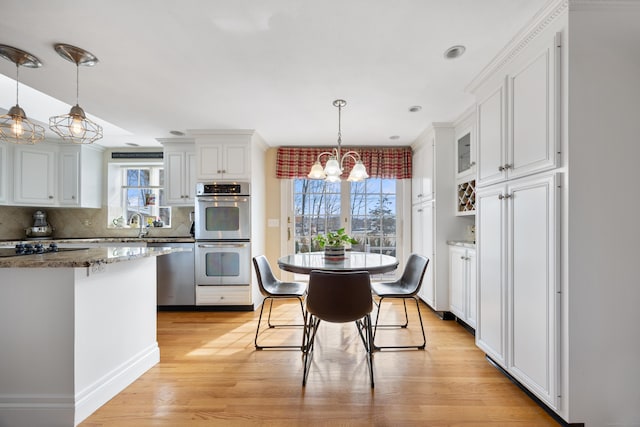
197, 243, 250, 248
196, 197, 248, 203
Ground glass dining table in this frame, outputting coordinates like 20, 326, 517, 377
277, 251, 399, 275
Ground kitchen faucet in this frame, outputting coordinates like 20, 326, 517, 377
130, 213, 148, 238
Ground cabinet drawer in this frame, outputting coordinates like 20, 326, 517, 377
196, 286, 250, 305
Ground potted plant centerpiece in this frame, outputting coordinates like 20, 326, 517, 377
313, 228, 358, 260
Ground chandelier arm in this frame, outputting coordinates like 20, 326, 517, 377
339, 151, 362, 169
315, 150, 338, 163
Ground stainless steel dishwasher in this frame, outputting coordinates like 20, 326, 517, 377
149, 242, 195, 306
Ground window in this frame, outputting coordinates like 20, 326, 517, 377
107, 163, 171, 228
290, 177, 403, 278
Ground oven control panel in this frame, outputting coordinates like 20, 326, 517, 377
196, 182, 250, 196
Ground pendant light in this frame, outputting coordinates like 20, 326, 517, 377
49, 44, 103, 144
307, 99, 369, 182
0, 45, 45, 144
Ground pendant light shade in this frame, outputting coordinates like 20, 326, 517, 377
0, 45, 45, 144
49, 44, 103, 144
307, 99, 368, 183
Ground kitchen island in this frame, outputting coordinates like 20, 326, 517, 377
0, 246, 184, 427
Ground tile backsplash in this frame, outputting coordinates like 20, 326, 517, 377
0, 206, 194, 240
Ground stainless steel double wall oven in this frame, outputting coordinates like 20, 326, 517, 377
194, 182, 251, 296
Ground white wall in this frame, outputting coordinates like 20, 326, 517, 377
568, 3, 640, 425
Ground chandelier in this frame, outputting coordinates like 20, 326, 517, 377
307, 99, 368, 182
0, 45, 45, 144
49, 44, 103, 144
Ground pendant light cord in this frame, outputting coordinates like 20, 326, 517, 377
75, 64, 80, 106
14, 63, 19, 106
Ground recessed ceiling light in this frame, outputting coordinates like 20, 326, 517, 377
389, 135, 400, 140
125, 142, 139, 147
408, 106, 422, 113
169, 130, 185, 136
444, 45, 466, 59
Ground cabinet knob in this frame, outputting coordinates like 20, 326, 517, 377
48, 195, 54, 199
417, 194, 423, 198
222, 170, 226, 174
469, 161, 476, 167
71, 195, 75, 200
217, 170, 221, 173
498, 193, 512, 200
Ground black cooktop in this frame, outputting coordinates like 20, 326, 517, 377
0, 243, 89, 258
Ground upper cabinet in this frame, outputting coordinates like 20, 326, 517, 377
476, 33, 560, 187
13, 145, 57, 206
196, 141, 249, 181
58, 145, 103, 208
0, 143, 7, 203
411, 139, 434, 204
454, 108, 476, 183
161, 140, 197, 205
5, 142, 103, 208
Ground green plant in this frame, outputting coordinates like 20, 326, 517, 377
313, 228, 358, 248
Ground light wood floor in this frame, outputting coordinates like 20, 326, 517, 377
81, 300, 558, 426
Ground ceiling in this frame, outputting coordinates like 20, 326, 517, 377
0, 0, 550, 148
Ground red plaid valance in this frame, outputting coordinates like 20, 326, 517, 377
276, 146, 412, 179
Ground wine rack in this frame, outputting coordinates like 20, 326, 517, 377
457, 180, 476, 215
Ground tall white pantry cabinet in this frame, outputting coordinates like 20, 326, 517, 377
469, 1, 640, 425
411, 124, 472, 313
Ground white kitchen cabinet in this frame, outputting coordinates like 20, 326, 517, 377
195, 285, 251, 306
13, 145, 57, 205
58, 145, 103, 208
411, 124, 466, 313
163, 142, 196, 205
454, 109, 476, 183
448, 245, 476, 328
411, 140, 434, 204
476, 172, 559, 408
476, 33, 560, 188
196, 142, 249, 181
0, 143, 7, 203
412, 200, 434, 305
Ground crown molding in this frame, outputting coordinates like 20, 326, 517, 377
466, 0, 568, 94
570, 0, 640, 10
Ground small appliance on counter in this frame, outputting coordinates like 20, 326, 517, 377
25, 210, 54, 239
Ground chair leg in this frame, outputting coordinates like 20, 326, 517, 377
302, 313, 320, 386
255, 296, 306, 350
372, 296, 426, 351
354, 315, 375, 388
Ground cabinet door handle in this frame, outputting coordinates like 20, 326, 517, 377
460, 256, 466, 260
469, 161, 476, 167
49, 195, 54, 199
417, 193, 423, 198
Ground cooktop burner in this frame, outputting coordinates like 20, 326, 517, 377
0, 243, 89, 258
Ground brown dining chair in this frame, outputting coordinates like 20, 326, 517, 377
302, 270, 375, 387
252, 255, 307, 350
371, 254, 429, 350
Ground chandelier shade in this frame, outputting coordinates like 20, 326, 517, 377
307, 99, 368, 183
0, 45, 45, 144
49, 43, 103, 144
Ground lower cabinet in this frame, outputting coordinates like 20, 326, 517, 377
448, 245, 476, 328
412, 200, 434, 306
476, 172, 560, 409
195, 285, 251, 306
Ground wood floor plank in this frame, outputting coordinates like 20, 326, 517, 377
80, 300, 558, 426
